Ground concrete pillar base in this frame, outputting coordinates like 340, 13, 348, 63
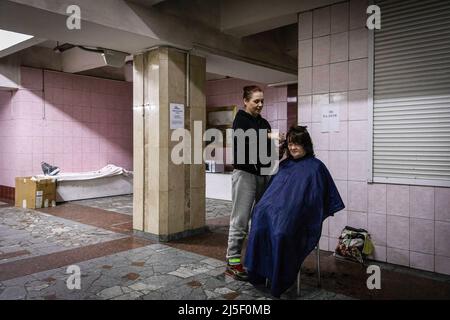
133, 226, 208, 243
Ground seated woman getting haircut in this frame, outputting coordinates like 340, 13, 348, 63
244, 125, 345, 297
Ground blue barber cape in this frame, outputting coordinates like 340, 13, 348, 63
244, 155, 345, 297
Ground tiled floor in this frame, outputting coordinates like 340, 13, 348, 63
71, 195, 134, 216
0, 196, 449, 300
71, 195, 233, 220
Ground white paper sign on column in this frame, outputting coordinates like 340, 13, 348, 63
170, 103, 185, 129
321, 104, 340, 132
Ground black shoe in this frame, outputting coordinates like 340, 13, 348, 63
41, 161, 60, 176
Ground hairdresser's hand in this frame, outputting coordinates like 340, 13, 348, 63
268, 132, 285, 141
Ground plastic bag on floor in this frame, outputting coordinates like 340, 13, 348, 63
334, 226, 374, 264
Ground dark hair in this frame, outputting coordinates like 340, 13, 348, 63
280, 125, 315, 159
243, 85, 263, 101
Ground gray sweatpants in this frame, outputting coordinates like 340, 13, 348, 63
226, 169, 270, 260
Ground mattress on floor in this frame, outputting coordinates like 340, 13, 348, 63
34, 164, 133, 202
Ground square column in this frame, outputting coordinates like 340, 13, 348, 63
133, 47, 206, 241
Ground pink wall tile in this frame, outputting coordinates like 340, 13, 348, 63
349, 28, 368, 60
370, 245, 387, 262
387, 185, 410, 217
331, 2, 349, 34
313, 65, 330, 94
276, 102, 287, 120
335, 180, 348, 206
330, 62, 349, 92
348, 120, 368, 151
53, 153, 65, 170
32, 136, 43, 154
15, 153, 32, 172
410, 218, 434, 254
331, 31, 349, 63
368, 183, 387, 214
62, 74, 73, 90
348, 151, 367, 181
62, 153, 73, 171
330, 92, 348, 121
298, 11, 313, 40
311, 122, 329, 150
276, 87, 287, 103
328, 151, 348, 180
62, 137, 73, 154
329, 237, 339, 252
63, 89, 73, 105
278, 120, 287, 135
435, 188, 450, 222
349, 59, 368, 90
410, 186, 434, 220
348, 211, 367, 229
315, 150, 329, 167
298, 95, 312, 123
313, 36, 330, 66
387, 247, 410, 267
20, 67, 43, 90
368, 213, 387, 246
435, 256, 450, 276
410, 252, 434, 272
349, 0, 369, 30
313, 6, 331, 37
322, 217, 329, 236
299, 39, 313, 68
265, 104, 277, 121
329, 121, 348, 150
15, 137, 33, 154
348, 90, 368, 120
298, 67, 312, 95
82, 107, 92, 123
435, 221, 450, 257
53, 88, 64, 105
387, 215, 410, 250
329, 210, 348, 238
348, 180, 367, 212
320, 236, 329, 251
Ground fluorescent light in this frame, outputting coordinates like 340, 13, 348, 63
0, 29, 34, 51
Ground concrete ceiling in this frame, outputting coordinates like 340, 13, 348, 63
220, 0, 343, 37
125, 0, 166, 7
0, 0, 310, 83
206, 72, 228, 81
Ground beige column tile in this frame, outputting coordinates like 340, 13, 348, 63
189, 55, 206, 107
190, 187, 206, 229
132, 54, 145, 231
168, 187, 186, 234
157, 191, 169, 235
144, 189, 160, 235
190, 164, 205, 189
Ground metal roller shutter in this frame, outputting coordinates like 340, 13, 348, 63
372, 0, 450, 187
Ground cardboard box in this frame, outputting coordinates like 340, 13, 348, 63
15, 177, 57, 209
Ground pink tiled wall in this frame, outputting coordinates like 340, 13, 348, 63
298, 0, 450, 275
0, 67, 133, 188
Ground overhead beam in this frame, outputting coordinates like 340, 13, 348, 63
0, 36, 46, 59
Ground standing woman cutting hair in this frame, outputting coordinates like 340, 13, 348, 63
225, 85, 281, 281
